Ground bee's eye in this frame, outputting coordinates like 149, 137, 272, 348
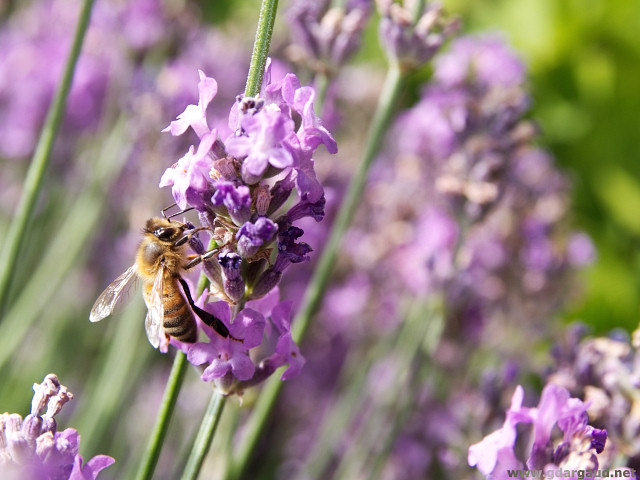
155, 227, 176, 241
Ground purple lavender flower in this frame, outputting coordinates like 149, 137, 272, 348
267, 301, 306, 380
154, 66, 335, 390
286, 0, 372, 73
0, 374, 114, 479
211, 181, 252, 225
226, 108, 295, 184
280, 73, 338, 155
187, 301, 265, 383
163, 69, 218, 139
434, 33, 526, 89
218, 250, 245, 302
376, 0, 458, 69
237, 217, 279, 258
468, 383, 607, 478
158, 130, 216, 210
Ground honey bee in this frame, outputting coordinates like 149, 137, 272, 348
90, 217, 230, 349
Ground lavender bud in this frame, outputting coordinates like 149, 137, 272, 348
212, 157, 238, 181
41, 417, 56, 435
31, 374, 60, 416
212, 181, 252, 225
21, 415, 43, 443
254, 184, 271, 216
287, 0, 372, 73
4, 413, 30, 464
45, 386, 73, 419
34, 431, 55, 462
286, 194, 326, 222
249, 267, 282, 300
268, 173, 296, 216
218, 251, 245, 302
236, 217, 278, 258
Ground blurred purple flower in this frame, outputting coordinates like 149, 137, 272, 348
434, 33, 526, 89
567, 232, 596, 267
286, 0, 372, 72
376, 0, 458, 69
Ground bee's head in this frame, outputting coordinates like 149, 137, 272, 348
145, 217, 186, 243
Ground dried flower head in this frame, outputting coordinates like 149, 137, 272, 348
0, 374, 114, 479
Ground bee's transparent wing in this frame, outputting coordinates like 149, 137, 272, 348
144, 267, 166, 349
89, 266, 138, 322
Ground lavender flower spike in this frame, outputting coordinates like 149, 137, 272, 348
469, 383, 607, 479
376, 0, 458, 69
0, 374, 114, 479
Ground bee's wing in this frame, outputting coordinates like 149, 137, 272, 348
144, 266, 166, 349
89, 266, 138, 322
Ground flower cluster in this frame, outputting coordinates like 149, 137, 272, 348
0, 374, 114, 480
286, 0, 372, 75
382, 34, 594, 336
376, 0, 459, 68
160, 64, 337, 393
266, 32, 597, 479
547, 325, 640, 470
468, 383, 607, 478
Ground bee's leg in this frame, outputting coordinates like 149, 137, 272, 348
174, 226, 213, 247
177, 277, 239, 340
184, 248, 220, 270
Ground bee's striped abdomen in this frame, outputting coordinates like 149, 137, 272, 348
162, 281, 197, 343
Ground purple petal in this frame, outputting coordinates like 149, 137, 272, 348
246, 287, 281, 317
187, 343, 216, 366
232, 308, 266, 348
230, 352, 256, 381
271, 300, 293, 333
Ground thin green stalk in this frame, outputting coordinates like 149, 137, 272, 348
180, 391, 227, 480
0, 0, 96, 315
135, 351, 189, 480
228, 62, 405, 480
244, 0, 279, 98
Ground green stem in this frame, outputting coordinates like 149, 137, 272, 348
135, 351, 189, 480
244, 0, 279, 98
180, 391, 227, 480
228, 63, 405, 480
0, 0, 95, 315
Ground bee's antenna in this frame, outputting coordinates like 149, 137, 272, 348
162, 203, 194, 221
